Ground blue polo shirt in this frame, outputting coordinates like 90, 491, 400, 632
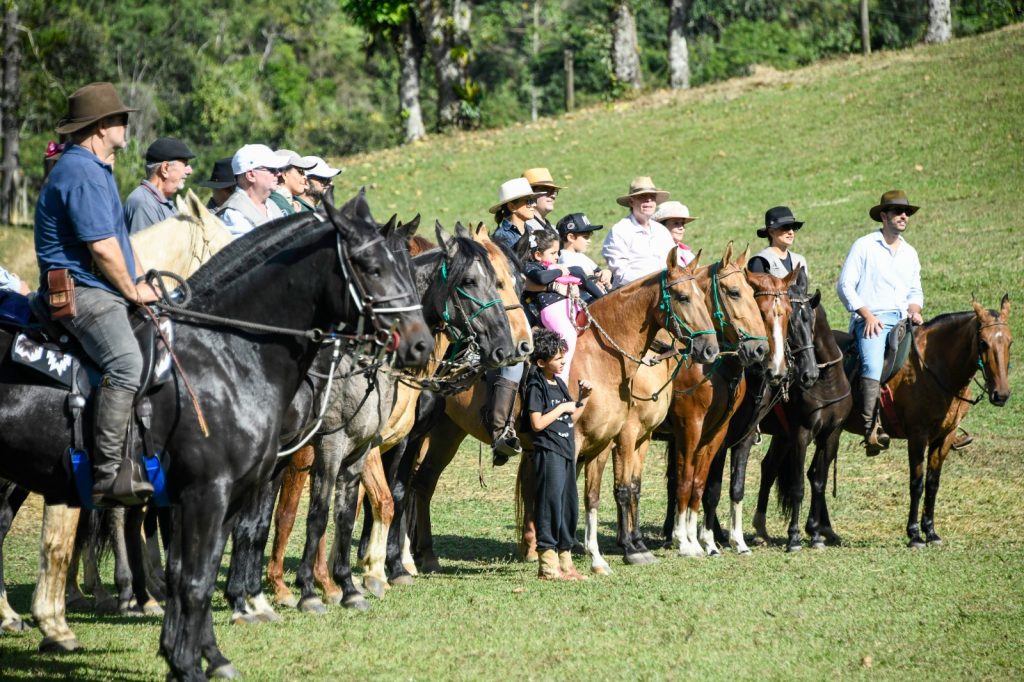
35, 144, 136, 294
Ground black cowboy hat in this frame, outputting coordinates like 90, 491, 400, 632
197, 158, 235, 190
55, 82, 138, 135
869, 189, 919, 222
757, 205, 804, 238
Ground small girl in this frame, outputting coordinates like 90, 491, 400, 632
523, 230, 603, 381
526, 328, 591, 581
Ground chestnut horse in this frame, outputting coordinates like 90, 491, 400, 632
405, 249, 719, 575
839, 295, 1012, 547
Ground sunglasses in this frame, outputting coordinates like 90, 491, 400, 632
539, 189, 558, 198
254, 166, 282, 175
885, 208, 910, 217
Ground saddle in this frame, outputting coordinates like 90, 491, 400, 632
0, 290, 174, 508
835, 317, 914, 388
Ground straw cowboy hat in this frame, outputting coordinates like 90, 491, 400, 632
758, 206, 804, 238
869, 189, 919, 222
55, 82, 138, 135
616, 176, 669, 207
489, 177, 542, 214
522, 167, 566, 191
653, 200, 697, 225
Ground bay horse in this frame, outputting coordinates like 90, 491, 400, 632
0, 193, 432, 679
264, 224, 532, 604
750, 299, 853, 551
691, 266, 815, 555
839, 295, 1012, 547
405, 248, 720, 575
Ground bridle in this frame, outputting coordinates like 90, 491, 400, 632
712, 265, 769, 351
437, 257, 503, 359
912, 318, 1010, 405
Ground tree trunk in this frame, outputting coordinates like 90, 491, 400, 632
860, 0, 871, 55
667, 0, 691, 89
611, 2, 641, 90
924, 0, 952, 44
418, 0, 474, 130
397, 16, 426, 142
1, 4, 22, 225
530, 0, 540, 122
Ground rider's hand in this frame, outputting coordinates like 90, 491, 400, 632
597, 270, 612, 288
134, 282, 160, 304
908, 309, 924, 325
861, 312, 884, 338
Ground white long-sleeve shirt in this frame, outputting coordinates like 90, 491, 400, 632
837, 230, 923, 319
601, 214, 676, 288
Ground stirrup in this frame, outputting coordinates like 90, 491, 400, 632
951, 427, 973, 451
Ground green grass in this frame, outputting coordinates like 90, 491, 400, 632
2, 25, 1023, 680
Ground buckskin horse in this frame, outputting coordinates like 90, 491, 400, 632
839, 295, 1012, 547
0, 193, 432, 680
403, 248, 719, 575
750, 298, 853, 551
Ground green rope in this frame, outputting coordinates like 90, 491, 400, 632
711, 266, 768, 350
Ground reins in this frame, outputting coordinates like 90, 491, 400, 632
912, 319, 1009, 405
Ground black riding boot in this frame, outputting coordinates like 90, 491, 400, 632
860, 378, 890, 457
91, 386, 153, 507
489, 377, 522, 466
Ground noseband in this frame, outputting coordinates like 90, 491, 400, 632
659, 271, 716, 352
711, 267, 768, 349
438, 258, 503, 358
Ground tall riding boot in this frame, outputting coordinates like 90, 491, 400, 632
91, 386, 153, 507
489, 377, 522, 466
860, 378, 890, 457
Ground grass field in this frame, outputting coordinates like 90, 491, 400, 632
2, 25, 1023, 680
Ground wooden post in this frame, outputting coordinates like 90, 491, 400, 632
860, 0, 871, 55
564, 49, 574, 113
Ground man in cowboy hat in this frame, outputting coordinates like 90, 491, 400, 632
197, 157, 236, 212
837, 189, 923, 456
297, 155, 342, 211
123, 137, 196, 233
35, 82, 159, 506
217, 144, 290, 237
602, 176, 676, 289
268, 149, 317, 216
522, 167, 565, 235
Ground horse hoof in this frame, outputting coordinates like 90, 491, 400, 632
591, 564, 613, 576
207, 663, 242, 679
623, 552, 650, 566
143, 601, 165, 617
1, 617, 29, 633
811, 540, 826, 551
326, 592, 344, 606
298, 598, 327, 615
255, 610, 283, 623
749, 535, 768, 547
523, 550, 538, 563
735, 546, 753, 556
907, 539, 926, 550
402, 562, 419, 577
229, 612, 260, 625
786, 543, 802, 553
642, 551, 658, 564
927, 536, 943, 547
65, 595, 91, 612
342, 595, 371, 611
39, 635, 80, 654
389, 574, 415, 587
274, 594, 299, 609
363, 576, 388, 600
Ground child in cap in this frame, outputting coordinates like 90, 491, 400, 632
652, 201, 698, 266
557, 213, 612, 291
526, 328, 591, 581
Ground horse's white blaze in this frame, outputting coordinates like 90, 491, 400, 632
771, 310, 785, 375
730, 501, 750, 554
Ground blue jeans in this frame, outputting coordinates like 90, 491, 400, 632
60, 286, 143, 391
851, 311, 902, 381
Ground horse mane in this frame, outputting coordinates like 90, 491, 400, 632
409, 235, 436, 256
186, 212, 326, 305
416, 237, 494, 324
921, 310, 974, 329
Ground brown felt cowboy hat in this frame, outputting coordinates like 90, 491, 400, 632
55, 82, 138, 135
616, 176, 669, 207
869, 189, 919, 222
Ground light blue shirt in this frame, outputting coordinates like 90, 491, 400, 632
837, 230, 923, 319
0, 265, 23, 293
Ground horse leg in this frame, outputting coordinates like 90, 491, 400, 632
0, 482, 29, 633
33, 504, 81, 653
906, 437, 928, 548
106, 508, 139, 614
123, 506, 162, 616
382, 438, 417, 584
295, 438, 345, 613
160, 492, 234, 682
921, 435, 954, 546
143, 504, 167, 601
582, 447, 613, 575
64, 509, 91, 611
359, 447, 393, 599
752, 441, 779, 546
662, 433, 678, 546
331, 448, 373, 610
267, 444, 313, 608
699, 445, 727, 557
410, 418, 464, 574
518, 451, 539, 561
629, 440, 656, 563
727, 433, 759, 555
670, 413, 703, 557
807, 428, 843, 548
781, 433, 809, 553
244, 474, 285, 623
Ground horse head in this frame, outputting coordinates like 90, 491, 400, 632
431, 221, 515, 368
706, 242, 769, 368
663, 246, 719, 365
471, 222, 532, 360
972, 293, 1012, 406
745, 263, 796, 383
323, 190, 433, 368
787, 266, 820, 390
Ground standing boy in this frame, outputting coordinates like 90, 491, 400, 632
526, 329, 592, 581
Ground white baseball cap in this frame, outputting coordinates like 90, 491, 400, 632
275, 149, 317, 170
231, 144, 290, 175
300, 155, 342, 179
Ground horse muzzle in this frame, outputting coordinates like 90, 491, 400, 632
989, 389, 1010, 407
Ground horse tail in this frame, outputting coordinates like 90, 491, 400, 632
772, 438, 798, 517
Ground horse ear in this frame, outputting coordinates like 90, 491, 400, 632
400, 214, 421, 239
781, 265, 801, 288
796, 266, 808, 291
721, 241, 734, 266
474, 222, 487, 239
1001, 293, 1010, 318
454, 221, 472, 240
972, 298, 986, 318
666, 246, 681, 272
323, 191, 354, 240
689, 249, 702, 271
382, 214, 398, 238
175, 193, 189, 216
736, 245, 750, 268
435, 221, 454, 250
810, 289, 821, 308
339, 187, 375, 228
187, 188, 204, 216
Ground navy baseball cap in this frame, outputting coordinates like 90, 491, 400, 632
556, 212, 603, 239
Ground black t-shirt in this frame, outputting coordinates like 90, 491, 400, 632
525, 370, 576, 460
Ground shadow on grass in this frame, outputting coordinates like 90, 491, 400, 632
0, 647, 152, 682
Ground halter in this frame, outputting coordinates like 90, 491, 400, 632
711, 266, 769, 350
439, 259, 503, 357
913, 318, 1010, 405
658, 271, 716, 354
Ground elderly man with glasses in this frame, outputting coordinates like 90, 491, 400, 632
602, 176, 676, 289
217, 144, 291, 237
837, 189, 924, 457
123, 137, 196, 233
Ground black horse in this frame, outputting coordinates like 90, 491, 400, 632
751, 300, 854, 551
0, 193, 432, 680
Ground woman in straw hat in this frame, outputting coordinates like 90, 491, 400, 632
601, 176, 677, 289
652, 200, 698, 266
491, 177, 542, 253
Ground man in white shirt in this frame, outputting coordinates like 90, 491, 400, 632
217, 144, 290, 237
601, 176, 676, 289
837, 189, 924, 456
